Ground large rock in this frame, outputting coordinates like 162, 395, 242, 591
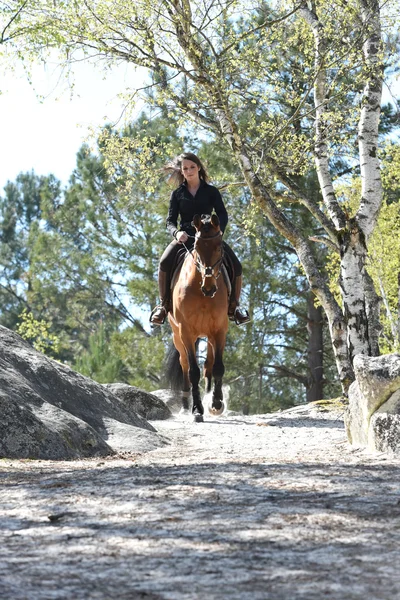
151, 388, 182, 413
345, 354, 400, 454
0, 326, 166, 460
345, 381, 367, 446
368, 390, 400, 454
103, 383, 172, 420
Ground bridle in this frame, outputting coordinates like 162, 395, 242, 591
183, 230, 224, 296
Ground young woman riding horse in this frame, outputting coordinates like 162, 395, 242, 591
150, 152, 250, 326
167, 212, 230, 421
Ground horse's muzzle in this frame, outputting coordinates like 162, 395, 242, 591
201, 285, 217, 298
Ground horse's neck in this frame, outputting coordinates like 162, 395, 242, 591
183, 251, 200, 282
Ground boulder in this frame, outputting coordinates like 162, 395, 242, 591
151, 388, 182, 413
345, 381, 367, 446
0, 326, 166, 460
368, 390, 400, 455
345, 353, 400, 455
103, 383, 172, 420
353, 353, 400, 413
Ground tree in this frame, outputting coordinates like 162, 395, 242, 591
16, 308, 60, 356
74, 321, 129, 383
5, 0, 395, 392
0, 171, 61, 328
327, 142, 400, 354
203, 140, 340, 409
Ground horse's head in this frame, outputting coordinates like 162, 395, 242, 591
192, 214, 223, 298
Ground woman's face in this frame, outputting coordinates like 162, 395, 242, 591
181, 159, 200, 183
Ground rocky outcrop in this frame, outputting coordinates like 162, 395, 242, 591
0, 326, 166, 460
345, 354, 400, 455
151, 388, 182, 413
103, 383, 172, 420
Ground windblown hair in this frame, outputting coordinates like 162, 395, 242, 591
164, 152, 209, 186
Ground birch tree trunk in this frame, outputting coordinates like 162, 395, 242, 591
340, 0, 383, 359
302, 0, 383, 362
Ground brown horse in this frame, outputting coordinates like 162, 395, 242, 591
166, 213, 229, 422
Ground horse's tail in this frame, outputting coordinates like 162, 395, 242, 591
164, 339, 200, 390
164, 343, 183, 390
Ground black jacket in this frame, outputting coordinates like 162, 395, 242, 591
166, 180, 228, 238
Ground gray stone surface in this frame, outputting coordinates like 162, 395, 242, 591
0, 393, 111, 460
345, 380, 368, 446
151, 388, 182, 413
1, 405, 400, 600
346, 354, 400, 454
353, 353, 400, 416
369, 389, 400, 455
0, 326, 165, 459
103, 383, 172, 420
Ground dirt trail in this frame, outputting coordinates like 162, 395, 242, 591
1, 404, 400, 600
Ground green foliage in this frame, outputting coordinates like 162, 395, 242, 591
368, 203, 400, 352
111, 326, 166, 391
16, 309, 60, 356
325, 144, 400, 353
0, 171, 62, 328
3, 0, 397, 399
74, 322, 166, 389
74, 322, 128, 383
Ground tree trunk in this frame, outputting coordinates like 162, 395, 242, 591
339, 0, 383, 360
306, 292, 324, 402
398, 272, 400, 346
339, 224, 371, 359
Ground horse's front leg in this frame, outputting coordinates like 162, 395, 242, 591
180, 333, 203, 422
171, 330, 191, 415
209, 332, 226, 416
187, 345, 204, 423
203, 341, 214, 393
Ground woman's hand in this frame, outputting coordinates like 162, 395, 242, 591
175, 231, 189, 244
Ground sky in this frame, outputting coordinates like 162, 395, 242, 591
0, 59, 145, 192
1, 56, 398, 196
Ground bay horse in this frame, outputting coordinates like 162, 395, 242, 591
166, 213, 229, 422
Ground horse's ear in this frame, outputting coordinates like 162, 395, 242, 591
211, 214, 220, 228
192, 214, 202, 230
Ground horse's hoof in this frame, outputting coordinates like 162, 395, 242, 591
208, 402, 225, 416
193, 413, 204, 423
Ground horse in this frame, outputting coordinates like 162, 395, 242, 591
166, 213, 229, 422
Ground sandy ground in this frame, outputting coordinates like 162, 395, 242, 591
1, 402, 400, 600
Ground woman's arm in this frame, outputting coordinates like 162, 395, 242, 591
166, 190, 179, 238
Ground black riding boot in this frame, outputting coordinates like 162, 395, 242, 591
150, 270, 170, 325
228, 274, 251, 325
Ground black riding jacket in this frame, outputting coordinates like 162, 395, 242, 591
166, 180, 228, 238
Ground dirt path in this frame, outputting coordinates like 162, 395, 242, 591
1, 404, 400, 600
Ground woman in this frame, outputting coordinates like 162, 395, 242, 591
150, 152, 250, 326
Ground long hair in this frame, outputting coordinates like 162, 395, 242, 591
164, 152, 209, 187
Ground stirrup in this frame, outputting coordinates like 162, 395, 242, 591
149, 305, 167, 325
230, 307, 251, 326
